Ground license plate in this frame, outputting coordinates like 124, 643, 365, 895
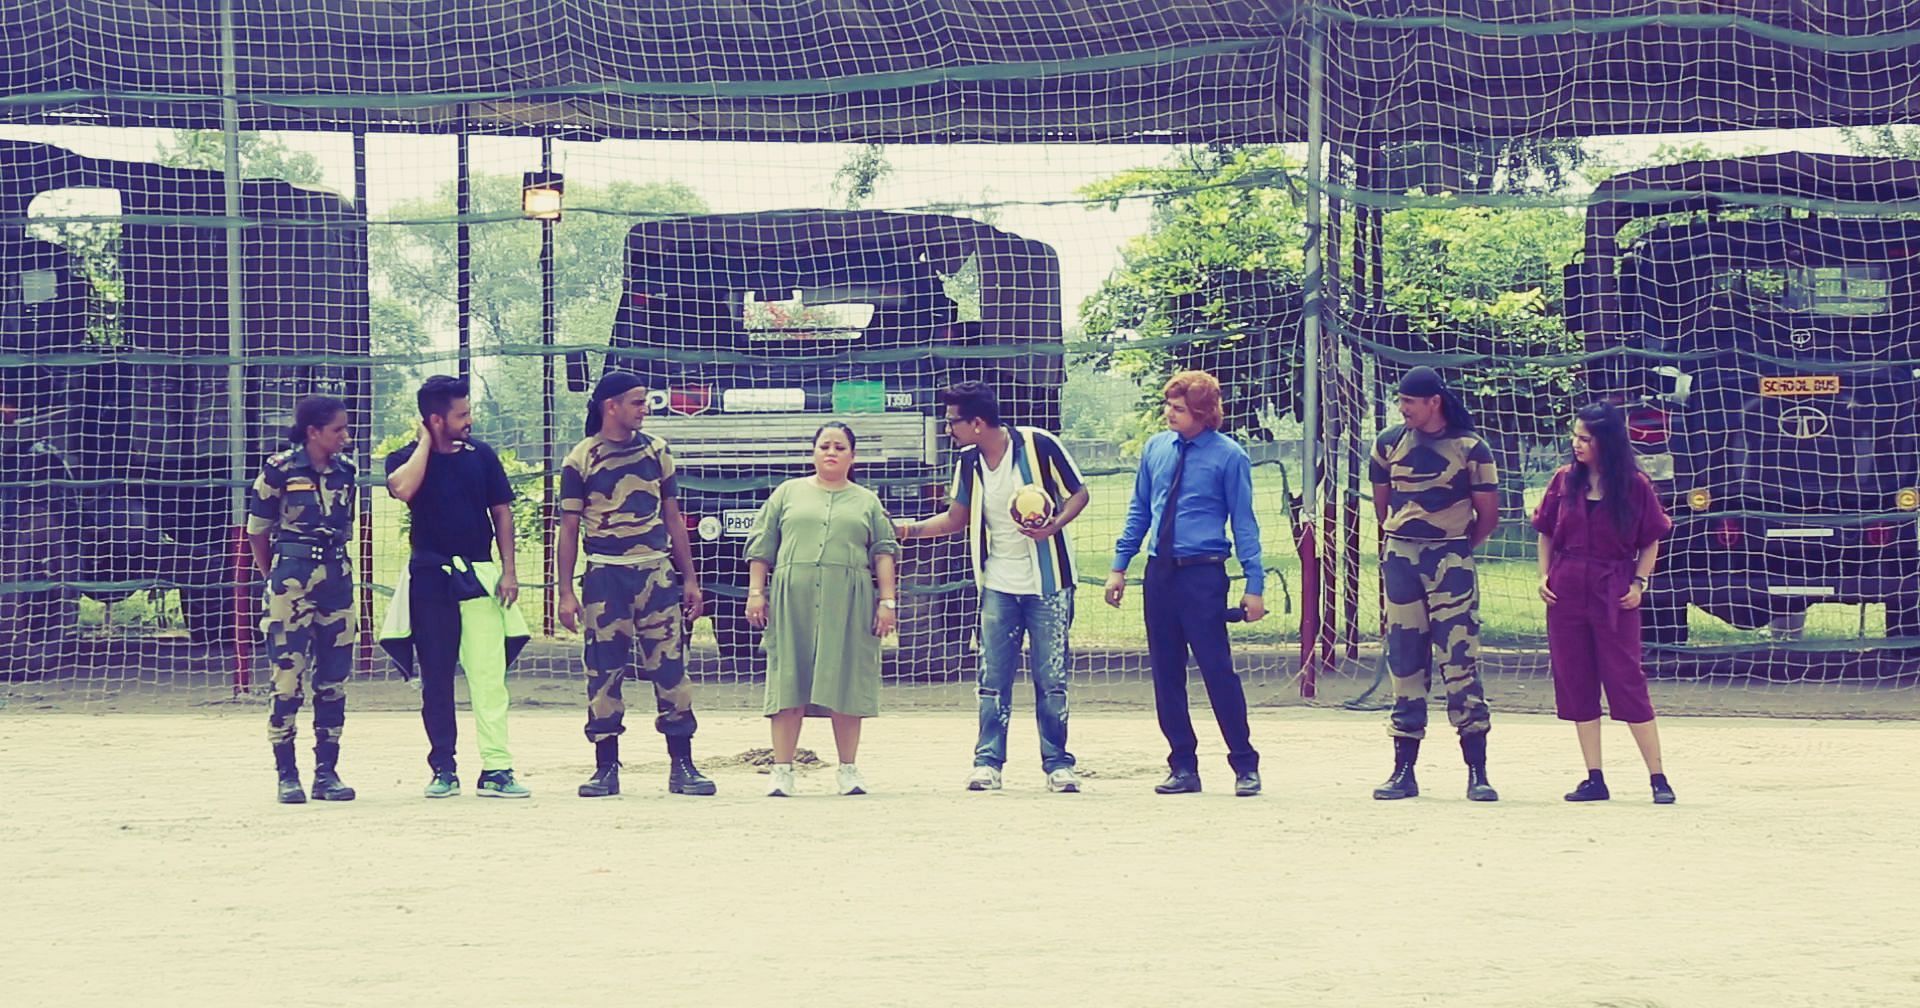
722, 509, 757, 537
1759, 375, 1840, 396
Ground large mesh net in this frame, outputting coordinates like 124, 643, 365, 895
2, 2, 1917, 718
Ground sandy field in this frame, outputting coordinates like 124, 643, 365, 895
2, 705, 1915, 1008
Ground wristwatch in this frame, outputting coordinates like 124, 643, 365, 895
1630, 576, 1649, 588
879, 599, 897, 609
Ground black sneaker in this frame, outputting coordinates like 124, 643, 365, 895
477, 769, 531, 799
423, 771, 460, 799
1651, 775, 1676, 805
1565, 778, 1610, 802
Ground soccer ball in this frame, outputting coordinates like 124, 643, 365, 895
1009, 484, 1055, 529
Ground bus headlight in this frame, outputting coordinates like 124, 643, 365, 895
1686, 488, 1712, 512
696, 516, 723, 541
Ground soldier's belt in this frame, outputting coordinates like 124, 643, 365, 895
275, 541, 349, 562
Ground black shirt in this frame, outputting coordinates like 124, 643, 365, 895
384, 439, 515, 560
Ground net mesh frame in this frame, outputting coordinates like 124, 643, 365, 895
1, 2, 1916, 718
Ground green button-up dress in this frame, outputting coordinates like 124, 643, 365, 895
745, 477, 900, 717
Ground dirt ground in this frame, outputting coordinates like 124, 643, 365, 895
2, 705, 1915, 1007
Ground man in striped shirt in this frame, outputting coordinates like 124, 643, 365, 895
898, 381, 1091, 793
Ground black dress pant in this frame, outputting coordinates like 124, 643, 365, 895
408, 561, 464, 774
1143, 556, 1258, 775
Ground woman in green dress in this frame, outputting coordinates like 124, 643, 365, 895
745, 422, 900, 796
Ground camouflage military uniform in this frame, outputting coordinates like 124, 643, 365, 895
247, 446, 357, 749
1369, 424, 1497, 740
560, 431, 694, 743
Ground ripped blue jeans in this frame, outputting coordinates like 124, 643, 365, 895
975, 587, 1075, 773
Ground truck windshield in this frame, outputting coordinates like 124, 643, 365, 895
1718, 264, 1890, 316
741, 289, 878, 340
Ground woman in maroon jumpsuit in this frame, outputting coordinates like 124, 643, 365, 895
1533, 402, 1677, 804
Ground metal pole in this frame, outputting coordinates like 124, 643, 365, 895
219, 0, 249, 691
1298, 13, 1326, 697
456, 129, 472, 382
354, 128, 374, 675
540, 137, 557, 638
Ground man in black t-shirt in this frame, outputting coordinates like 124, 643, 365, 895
381, 375, 532, 799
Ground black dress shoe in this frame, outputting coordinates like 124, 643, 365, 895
1154, 771, 1202, 794
1234, 771, 1262, 797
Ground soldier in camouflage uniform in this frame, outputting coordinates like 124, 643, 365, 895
556, 371, 714, 798
1367, 367, 1501, 802
245, 396, 358, 805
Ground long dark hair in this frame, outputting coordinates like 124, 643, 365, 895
1568, 401, 1638, 536
287, 396, 347, 446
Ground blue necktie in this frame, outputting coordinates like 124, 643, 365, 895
1157, 439, 1188, 557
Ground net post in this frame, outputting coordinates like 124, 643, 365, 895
354, 127, 376, 676
539, 136, 558, 638
1298, 10, 1327, 698
220, 0, 248, 695
456, 127, 472, 383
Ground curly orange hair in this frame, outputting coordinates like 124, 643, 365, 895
1161, 370, 1223, 430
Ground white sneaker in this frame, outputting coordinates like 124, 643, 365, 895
836, 764, 868, 796
767, 764, 796, 797
1047, 767, 1082, 793
966, 766, 1003, 791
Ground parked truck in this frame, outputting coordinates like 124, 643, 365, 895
1564, 153, 1920, 647
573, 209, 1064, 675
0, 140, 368, 658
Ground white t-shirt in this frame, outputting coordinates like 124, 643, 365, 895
979, 448, 1041, 595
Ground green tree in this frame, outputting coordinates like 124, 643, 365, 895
374, 177, 708, 457
832, 144, 892, 210
1377, 199, 1585, 506
1380, 137, 1590, 196
1078, 143, 1588, 506
1840, 125, 1920, 159
156, 131, 327, 185
1078, 145, 1310, 446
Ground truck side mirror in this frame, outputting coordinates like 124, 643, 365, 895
1651, 364, 1692, 405
566, 352, 591, 393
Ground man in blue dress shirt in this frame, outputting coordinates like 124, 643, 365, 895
1105, 370, 1267, 797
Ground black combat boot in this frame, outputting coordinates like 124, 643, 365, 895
666, 735, 717, 796
1462, 732, 1499, 802
310, 741, 356, 801
578, 737, 621, 798
1373, 737, 1420, 800
274, 743, 306, 805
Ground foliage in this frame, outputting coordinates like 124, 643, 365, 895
1059, 361, 1145, 450
156, 132, 328, 186
1077, 145, 1310, 444
832, 144, 892, 210
1839, 125, 1920, 159
1380, 137, 1590, 197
